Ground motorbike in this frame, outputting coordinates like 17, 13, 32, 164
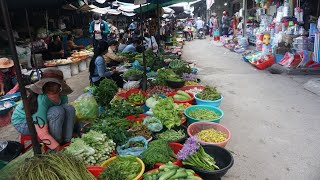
197, 28, 205, 39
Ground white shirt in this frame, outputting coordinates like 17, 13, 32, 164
195, 20, 204, 29
94, 23, 102, 40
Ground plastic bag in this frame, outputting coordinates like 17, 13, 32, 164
143, 116, 163, 132
71, 93, 99, 122
116, 136, 148, 156
123, 81, 140, 90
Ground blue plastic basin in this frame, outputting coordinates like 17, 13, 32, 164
194, 94, 223, 107
184, 105, 224, 124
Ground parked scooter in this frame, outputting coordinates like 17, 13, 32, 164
197, 28, 205, 39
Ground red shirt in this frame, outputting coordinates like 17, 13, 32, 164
0, 68, 15, 83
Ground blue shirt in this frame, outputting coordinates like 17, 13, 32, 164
91, 56, 112, 83
122, 44, 136, 53
129, 22, 136, 30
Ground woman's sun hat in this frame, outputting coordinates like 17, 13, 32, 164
29, 68, 73, 95
0, 58, 14, 69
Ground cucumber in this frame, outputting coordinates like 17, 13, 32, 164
176, 90, 191, 99
159, 164, 179, 171
186, 176, 202, 180
168, 171, 188, 179
173, 94, 189, 101
159, 169, 177, 180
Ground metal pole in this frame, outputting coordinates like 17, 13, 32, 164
140, 4, 147, 91
242, 0, 247, 37
25, 9, 37, 70
0, 0, 41, 155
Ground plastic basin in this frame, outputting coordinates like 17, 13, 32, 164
194, 93, 223, 107
185, 145, 234, 180
166, 80, 185, 89
101, 156, 145, 180
154, 142, 183, 168
153, 125, 188, 144
0, 141, 23, 162
184, 105, 224, 124
187, 122, 231, 148
125, 89, 148, 106
139, 167, 202, 180
166, 91, 195, 104
126, 114, 149, 123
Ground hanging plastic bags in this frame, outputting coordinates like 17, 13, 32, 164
71, 93, 99, 122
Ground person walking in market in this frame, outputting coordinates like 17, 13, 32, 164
11, 68, 75, 151
209, 13, 220, 37
89, 13, 110, 51
222, 11, 231, 37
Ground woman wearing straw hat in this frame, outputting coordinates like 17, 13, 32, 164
12, 68, 75, 151
0, 58, 18, 96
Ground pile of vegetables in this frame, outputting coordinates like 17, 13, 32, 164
118, 53, 136, 62
128, 91, 146, 105
135, 49, 156, 67
100, 156, 141, 180
188, 108, 220, 120
152, 97, 184, 129
169, 60, 192, 77
196, 86, 221, 101
87, 116, 132, 145
155, 69, 179, 85
12, 153, 96, 180
146, 86, 174, 96
177, 136, 219, 170
157, 129, 186, 142
197, 129, 227, 143
143, 162, 202, 180
172, 90, 192, 101
106, 99, 144, 118
93, 79, 118, 106
123, 69, 143, 78
129, 124, 152, 140
64, 130, 116, 165
141, 140, 175, 168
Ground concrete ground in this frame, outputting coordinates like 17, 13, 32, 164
0, 70, 89, 142
182, 39, 320, 180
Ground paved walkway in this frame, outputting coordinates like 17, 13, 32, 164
182, 39, 320, 180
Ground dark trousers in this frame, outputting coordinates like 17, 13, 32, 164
223, 27, 229, 37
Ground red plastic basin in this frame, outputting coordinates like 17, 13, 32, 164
166, 91, 195, 104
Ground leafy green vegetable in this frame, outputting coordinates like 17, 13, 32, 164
155, 69, 180, 86
123, 69, 143, 78
196, 86, 221, 101
128, 92, 146, 105
141, 140, 175, 168
87, 116, 133, 145
106, 99, 144, 118
157, 129, 186, 142
100, 156, 141, 180
188, 108, 219, 120
152, 97, 184, 129
93, 79, 118, 106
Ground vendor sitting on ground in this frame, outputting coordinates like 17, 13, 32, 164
104, 40, 128, 67
118, 34, 127, 53
48, 35, 64, 59
66, 35, 83, 55
89, 41, 116, 86
0, 58, 18, 96
11, 68, 75, 151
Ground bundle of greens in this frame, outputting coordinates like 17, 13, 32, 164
12, 153, 96, 180
141, 140, 175, 168
106, 99, 144, 118
64, 130, 116, 165
135, 49, 155, 67
123, 69, 143, 78
87, 116, 132, 145
177, 136, 219, 170
152, 97, 184, 129
155, 69, 180, 86
196, 86, 221, 101
93, 79, 118, 106
99, 156, 141, 180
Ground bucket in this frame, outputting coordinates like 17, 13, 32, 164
79, 60, 87, 72
70, 62, 79, 75
57, 64, 71, 79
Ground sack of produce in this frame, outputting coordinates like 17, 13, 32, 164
71, 93, 99, 122
143, 116, 163, 132
117, 136, 148, 156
